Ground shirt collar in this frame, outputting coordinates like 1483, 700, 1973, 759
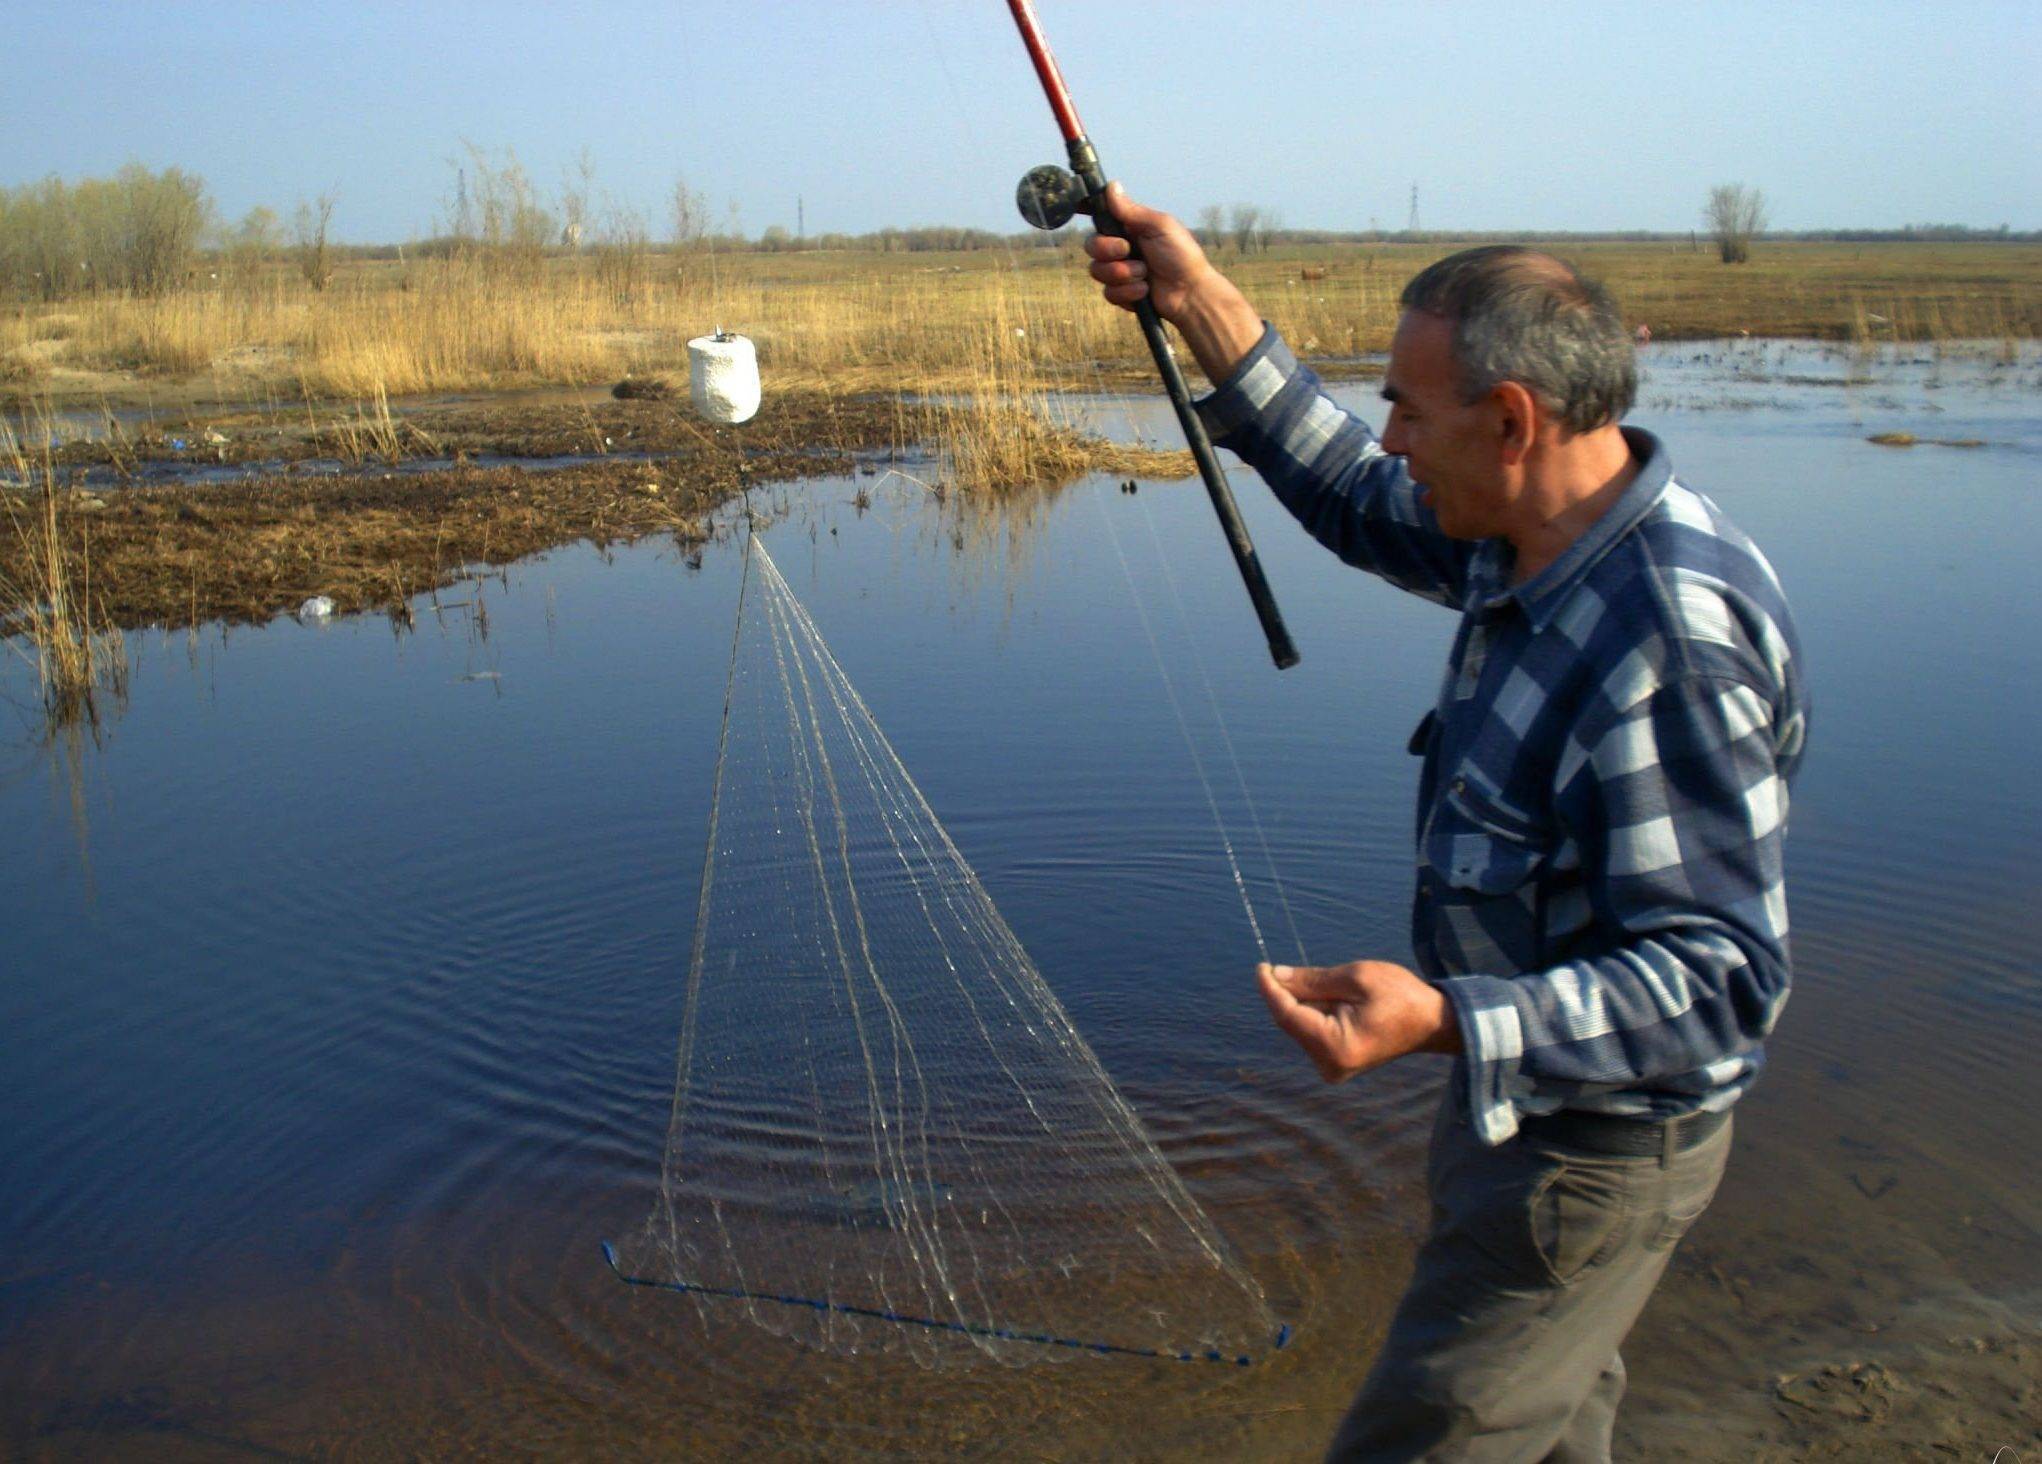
1464, 426, 1673, 631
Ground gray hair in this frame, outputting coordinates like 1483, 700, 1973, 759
1399, 246, 1636, 434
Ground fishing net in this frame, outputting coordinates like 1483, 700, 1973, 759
606, 534, 1282, 1366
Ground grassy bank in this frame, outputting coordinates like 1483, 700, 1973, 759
4, 241, 2036, 406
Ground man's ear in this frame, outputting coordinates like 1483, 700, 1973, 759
1492, 381, 1538, 466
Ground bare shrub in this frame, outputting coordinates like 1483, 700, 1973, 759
1706, 183, 1769, 265
670, 176, 710, 287
592, 203, 651, 304
444, 143, 554, 282
295, 194, 335, 291
226, 205, 282, 289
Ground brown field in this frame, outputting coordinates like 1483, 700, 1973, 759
3, 240, 2037, 408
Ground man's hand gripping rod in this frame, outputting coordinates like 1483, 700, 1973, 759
1005, 0, 1300, 670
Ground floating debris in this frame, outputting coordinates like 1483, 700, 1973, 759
1868, 432, 1987, 449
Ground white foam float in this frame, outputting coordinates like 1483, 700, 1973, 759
687, 331, 761, 425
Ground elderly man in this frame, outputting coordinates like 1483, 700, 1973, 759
1088, 189, 1806, 1462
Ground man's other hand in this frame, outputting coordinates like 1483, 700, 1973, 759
1256, 960, 1464, 1082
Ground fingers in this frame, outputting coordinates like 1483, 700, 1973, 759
1090, 250, 1148, 309
1257, 964, 1351, 1082
1088, 256, 1146, 287
1099, 181, 1170, 238
1264, 962, 1369, 1003
1084, 232, 1132, 263
1257, 963, 1322, 1039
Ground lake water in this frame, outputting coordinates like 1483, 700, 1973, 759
4, 342, 2038, 1457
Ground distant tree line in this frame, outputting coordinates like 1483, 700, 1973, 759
3, 157, 2035, 304
0, 164, 349, 300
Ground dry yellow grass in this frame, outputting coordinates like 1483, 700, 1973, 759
0, 420, 129, 732
4, 241, 2034, 409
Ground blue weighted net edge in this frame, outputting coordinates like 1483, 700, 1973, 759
600, 1241, 1291, 1367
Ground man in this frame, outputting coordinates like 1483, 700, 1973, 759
1088, 188, 1807, 1462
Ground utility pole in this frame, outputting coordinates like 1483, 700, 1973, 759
1407, 183, 1420, 236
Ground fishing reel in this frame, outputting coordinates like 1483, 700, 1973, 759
1015, 164, 1098, 232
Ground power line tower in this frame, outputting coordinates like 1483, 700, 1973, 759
1407, 183, 1420, 235
797, 195, 805, 243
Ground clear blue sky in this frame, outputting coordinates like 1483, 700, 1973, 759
4, 0, 2036, 243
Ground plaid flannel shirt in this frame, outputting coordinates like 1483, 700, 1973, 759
1200, 328, 1808, 1144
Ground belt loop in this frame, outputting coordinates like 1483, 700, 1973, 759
1660, 1116, 1678, 1169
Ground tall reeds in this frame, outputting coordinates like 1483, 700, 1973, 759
0, 419, 129, 734
4, 242, 2036, 404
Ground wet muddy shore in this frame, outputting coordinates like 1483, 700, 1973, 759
2, 390, 1187, 631
2, 393, 901, 631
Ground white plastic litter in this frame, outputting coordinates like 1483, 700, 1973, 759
687, 331, 761, 425
297, 595, 335, 621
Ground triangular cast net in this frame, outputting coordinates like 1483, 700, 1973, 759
606, 534, 1283, 1367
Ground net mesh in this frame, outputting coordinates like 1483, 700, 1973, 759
608, 534, 1280, 1366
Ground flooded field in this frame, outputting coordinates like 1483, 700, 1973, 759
2, 342, 2038, 1459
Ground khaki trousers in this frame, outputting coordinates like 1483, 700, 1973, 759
1326, 1089, 1732, 1463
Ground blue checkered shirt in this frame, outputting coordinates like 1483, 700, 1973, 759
1200, 327, 1808, 1144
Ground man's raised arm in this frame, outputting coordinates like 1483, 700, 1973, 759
1086, 187, 1473, 607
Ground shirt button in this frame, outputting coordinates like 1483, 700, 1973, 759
1451, 776, 1466, 794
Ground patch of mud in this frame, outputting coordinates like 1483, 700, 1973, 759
0, 393, 917, 631
35, 391, 898, 474
1624, 1319, 2039, 1461
2, 390, 1192, 632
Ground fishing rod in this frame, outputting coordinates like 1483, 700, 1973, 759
1004, 0, 1300, 672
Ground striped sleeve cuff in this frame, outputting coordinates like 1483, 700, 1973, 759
1193, 323, 1297, 445
1437, 975, 1529, 1145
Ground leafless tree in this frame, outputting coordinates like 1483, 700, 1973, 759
558, 148, 595, 254
1196, 204, 1226, 253
1229, 204, 1261, 256
670, 178, 706, 248
1705, 183, 1768, 264
1259, 208, 1283, 254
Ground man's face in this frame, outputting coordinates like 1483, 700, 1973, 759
1378, 311, 1510, 540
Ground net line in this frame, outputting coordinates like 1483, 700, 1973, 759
1040, 237, 1311, 969
607, 531, 1285, 1366
916, 0, 1309, 970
